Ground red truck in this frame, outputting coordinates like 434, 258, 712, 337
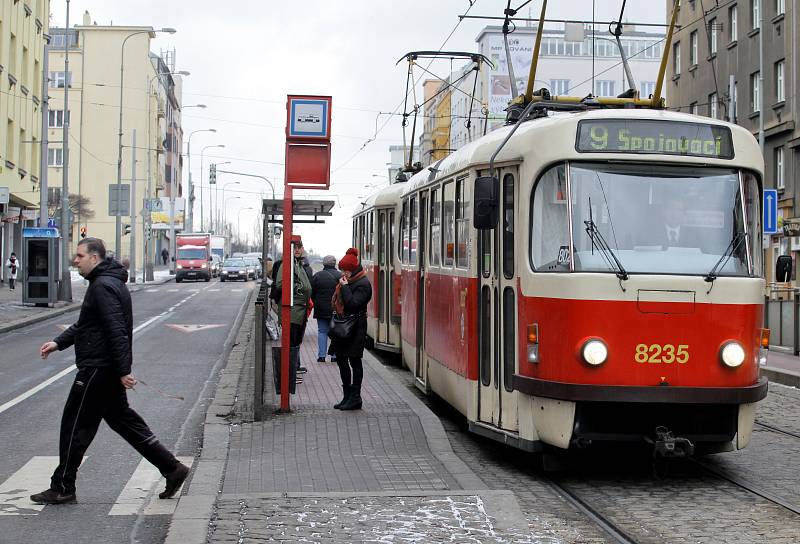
176, 233, 212, 283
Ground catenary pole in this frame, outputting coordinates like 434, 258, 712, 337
58, 0, 72, 302
129, 130, 137, 282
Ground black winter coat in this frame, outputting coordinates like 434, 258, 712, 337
54, 258, 134, 376
310, 265, 341, 319
329, 265, 372, 359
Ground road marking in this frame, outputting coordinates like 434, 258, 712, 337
167, 289, 178, 292
0, 298, 195, 416
165, 324, 225, 333
109, 456, 194, 516
0, 456, 86, 515
230, 289, 243, 292
146, 289, 160, 293
208, 288, 220, 292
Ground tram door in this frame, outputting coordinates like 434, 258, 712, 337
415, 193, 428, 388
376, 210, 391, 346
477, 169, 520, 432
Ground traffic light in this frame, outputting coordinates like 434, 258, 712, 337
80, 226, 87, 239
145, 222, 152, 241
210, 163, 217, 185
123, 224, 131, 236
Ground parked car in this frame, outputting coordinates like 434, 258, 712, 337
220, 259, 250, 282
210, 254, 223, 278
245, 258, 262, 279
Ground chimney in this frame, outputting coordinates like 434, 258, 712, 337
82, 10, 91, 26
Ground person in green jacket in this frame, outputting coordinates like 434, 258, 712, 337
274, 243, 313, 356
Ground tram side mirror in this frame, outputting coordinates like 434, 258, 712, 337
473, 176, 499, 230
776, 254, 793, 282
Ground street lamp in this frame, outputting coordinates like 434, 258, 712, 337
211, 161, 232, 232
185, 128, 216, 234
115, 27, 177, 257
223, 193, 241, 233
200, 144, 225, 231
145, 68, 190, 282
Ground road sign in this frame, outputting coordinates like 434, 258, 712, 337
108, 184, 130, 216
23, 227, 60, 238
0, 187, 9, 205
764, 189, 778, 234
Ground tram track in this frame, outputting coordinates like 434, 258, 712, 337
543, 478, 641, 544
755, 420, 800, 441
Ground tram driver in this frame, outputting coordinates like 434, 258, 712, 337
641, 197, 694, 249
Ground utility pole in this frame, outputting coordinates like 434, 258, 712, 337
58, 0, 72, 302
129, 130, 137, 282
39, 40, 49, 228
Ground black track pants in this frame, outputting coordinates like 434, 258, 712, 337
50, 367, 179, 495
335, 356, 363, 388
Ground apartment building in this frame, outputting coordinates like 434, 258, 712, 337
0, 0, 48, 284
47, 12, 184, 271
667, 0, 796, 278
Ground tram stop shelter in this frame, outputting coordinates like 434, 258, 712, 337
254, 197, 334, 420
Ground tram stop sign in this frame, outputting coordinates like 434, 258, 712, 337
285, 95, 332, 189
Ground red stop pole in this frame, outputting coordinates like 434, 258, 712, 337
279, 185, 293, 411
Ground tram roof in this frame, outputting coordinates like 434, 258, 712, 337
400, 108, 764, 198
353, 180, 408, 216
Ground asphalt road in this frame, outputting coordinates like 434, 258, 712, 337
0, 277, 257, 543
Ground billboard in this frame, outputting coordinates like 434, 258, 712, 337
150, 197, 185, 230
482, 33, 535, 114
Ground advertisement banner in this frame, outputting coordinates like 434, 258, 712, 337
482, 33, 535, 114
3, 206, 21, 223
21, 209, 37, 220
150, 197, 185, 230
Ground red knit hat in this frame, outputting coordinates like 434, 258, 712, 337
338, 247, 360, 272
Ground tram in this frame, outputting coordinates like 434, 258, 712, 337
353, 1, 769, 456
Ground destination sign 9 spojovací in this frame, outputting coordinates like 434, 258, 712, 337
575, 119, 734, 159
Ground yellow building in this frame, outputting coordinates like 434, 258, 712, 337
0, 0, 49, 281
47, 12, 184, 273
430, 85, 452, 163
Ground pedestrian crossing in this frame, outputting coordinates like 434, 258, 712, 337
0, 456, 193, 516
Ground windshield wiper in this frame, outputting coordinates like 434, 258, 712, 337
704, 232, 747, 282
584, 218, 629, 280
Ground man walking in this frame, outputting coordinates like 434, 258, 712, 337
311, 255, 341, 362
32, 237, 189, 505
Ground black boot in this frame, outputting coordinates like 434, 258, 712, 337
340, 384, 362, 410
334, 385, 350, 409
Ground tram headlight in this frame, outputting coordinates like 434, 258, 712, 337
720, 341, 746, 368
581, 339, 608, 366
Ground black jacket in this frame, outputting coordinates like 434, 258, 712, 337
54, 258, 134, 376
311, 265, 341, 319
329, 265, 372, 359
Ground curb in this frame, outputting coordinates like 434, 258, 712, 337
0, 275, 174, 335
164, 286, 256, 544
362, 352, 487, 490
763, 366, 800, 388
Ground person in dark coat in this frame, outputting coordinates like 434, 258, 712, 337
34, 237, 189, 505
329, 247, 371, 411
311, 255, 341, 363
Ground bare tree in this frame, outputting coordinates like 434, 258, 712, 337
47, 192, 95, 221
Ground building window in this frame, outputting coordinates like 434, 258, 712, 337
673, 42, 681, 75
777, 0, 785, 15
709, 18, 718, 55
48, 147, 63, 167
47, 187, 61, 206
751, 72, 760, 112
709, 92, 718, 118
550, 79, 570, 95
48, 109, 69, 128
690, 102, 699, 115
732, 82, 738, 121
729, 5, 738, 42
776, 147, 785, 189
640, 81, 656, 97
752, 0, 760, 30
595, 80, 615, 97
776, 60, 785, 102
49, 71, 72, 88
690, 30, 698, 65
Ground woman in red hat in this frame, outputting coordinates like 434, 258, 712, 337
329, 247, 372, 410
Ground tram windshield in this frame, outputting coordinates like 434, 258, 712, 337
531, 162, 762, 276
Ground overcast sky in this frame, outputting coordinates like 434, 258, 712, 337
49, 1, 666, 258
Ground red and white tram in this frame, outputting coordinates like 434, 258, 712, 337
354, 108, 768, 456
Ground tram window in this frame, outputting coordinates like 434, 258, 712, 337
530, 164, 571, 272
378, 212, 385, 266
430, 188, 441, 266
480, 286, 491, 386
744, 172, 763, 276
443, 181, 455, 266
401, 200, 409, 263
410, 197, 418, 265
502, 174, 515, 279
456, 177, 470, 269
502, 287, 515, 392
367, 211, 374, 260
390, 212, 396, 269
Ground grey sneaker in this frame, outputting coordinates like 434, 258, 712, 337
30, 488, 77, 505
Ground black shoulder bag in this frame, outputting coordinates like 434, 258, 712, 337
328, 312, 361, 341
